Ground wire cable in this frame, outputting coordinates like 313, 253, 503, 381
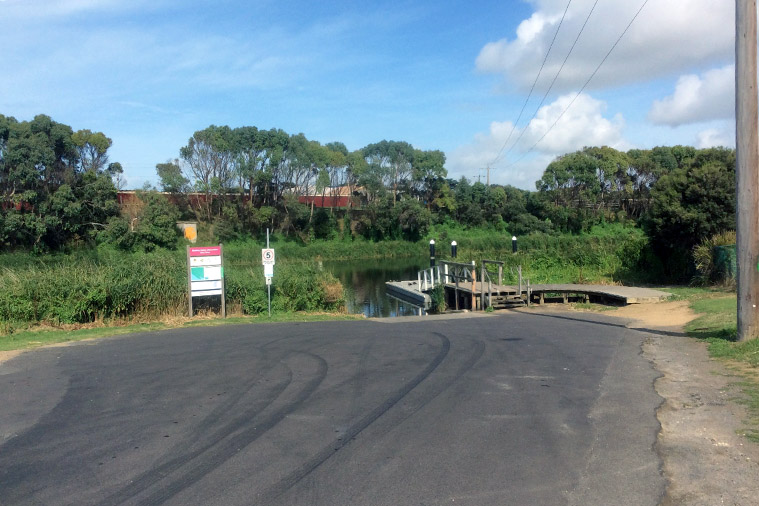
488, 0, 573, 168
498, 0, 650, 172
496, 0, 601, 162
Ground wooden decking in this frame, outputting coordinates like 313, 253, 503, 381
529, 284, 671, 304
385, 279, 671, 310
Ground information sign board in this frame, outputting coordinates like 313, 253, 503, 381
187, 244, 225, 317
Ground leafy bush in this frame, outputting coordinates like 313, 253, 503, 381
224, 264, 344, 315
272, 265, 344, 312
429, 284, 446, 313
692, 231, 737, 286
98, 192, 180, 252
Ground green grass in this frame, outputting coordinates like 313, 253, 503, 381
733, 379, 759, 442
0, 311, 362, 352
676, 287, 759, 442
569, 302, 619, 312
0, 247, 347, 332
0, 223, 654, 333
0, 323, 169, 351
681, 289, 738, 342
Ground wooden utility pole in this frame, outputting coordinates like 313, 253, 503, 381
736, 0, 759, 341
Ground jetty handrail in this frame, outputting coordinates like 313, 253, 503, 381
417, 266, 441, 291
439, 260, 475, 284
480, 260, 507, 309
481, 265, 493, 309
482, 259, 504, 285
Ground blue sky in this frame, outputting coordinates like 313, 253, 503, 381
0, 0, 736, 189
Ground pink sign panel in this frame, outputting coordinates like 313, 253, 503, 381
189, 246, 221, 257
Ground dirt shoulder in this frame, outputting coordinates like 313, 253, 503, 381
616, 302, 759, 505
0, 349, 24, 365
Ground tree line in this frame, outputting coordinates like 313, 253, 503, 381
1, 114, 737, 279
0, 114, 123, 250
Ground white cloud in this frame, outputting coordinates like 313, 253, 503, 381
520, 93, 626, 154
476, 0, 733, 92
446, 120, 517, 178
447, 92, 628, 188
696, 125, 734, 149
648, 65, 734, 126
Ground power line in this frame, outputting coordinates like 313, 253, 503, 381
496, 0, 601, 163
498, 0, 650, 172
488, 0, 574, 168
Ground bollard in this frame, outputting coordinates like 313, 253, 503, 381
429, 239, 436, 267
451, 240, 457, 259
512, 236, 517, 253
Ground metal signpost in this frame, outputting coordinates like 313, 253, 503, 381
262, 229, 275, 317
187, 244, 225, 318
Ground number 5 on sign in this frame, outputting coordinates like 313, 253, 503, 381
262, 248, 275, 265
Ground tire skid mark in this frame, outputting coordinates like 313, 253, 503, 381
187, 346, 274, 439
339, 336, 486, 506
256, 332, 485, 505
100, 364, 293, 506
374, 333, 485, 435
104, 351, 328, 506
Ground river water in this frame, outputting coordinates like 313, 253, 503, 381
322, 257, 428, 318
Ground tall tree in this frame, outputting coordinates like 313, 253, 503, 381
72, 129, 112, 173
156, 159, 190, 193
0, 115, 120, 250
410, 149, 446, 208
233, 126, 266, 203
645, 148, 736, 255
363, 140, 414, 206
180, 125, 236, 220
324, 142, 348, 211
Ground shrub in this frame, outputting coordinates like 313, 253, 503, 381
693, 231, 737, 286
429, 284, 446, 314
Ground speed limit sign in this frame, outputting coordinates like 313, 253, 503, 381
262, 248, 275, 265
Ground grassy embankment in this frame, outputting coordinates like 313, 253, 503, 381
0, 312, 359, 353
0, 223, 654, 350
664, 287, 759, 442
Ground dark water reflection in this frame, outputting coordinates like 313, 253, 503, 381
322, 257, 428, 318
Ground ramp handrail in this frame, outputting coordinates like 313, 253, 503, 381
481, 260, 505, 309
417, 266, 442, 291
439, 260, 475, 284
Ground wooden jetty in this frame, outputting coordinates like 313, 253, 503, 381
528, 284, 671, 305
385, 260, 671, 311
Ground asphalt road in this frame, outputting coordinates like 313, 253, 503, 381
0, 311, 665, 506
